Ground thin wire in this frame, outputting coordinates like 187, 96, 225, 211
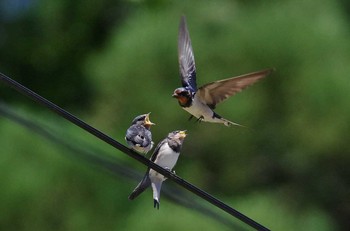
0, 72, 270, 231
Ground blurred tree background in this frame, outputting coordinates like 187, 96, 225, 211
1, 0, 349, 230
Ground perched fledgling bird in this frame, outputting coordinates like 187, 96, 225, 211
173, 15, 274, 127
125, 113, 155, 154
128, 130, 187, 209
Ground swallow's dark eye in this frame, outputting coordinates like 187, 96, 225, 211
181, 92, 188, 96
181, 91, 191, 97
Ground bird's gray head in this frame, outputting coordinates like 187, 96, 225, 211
131, 113, 155, 129
172, 88, 192, 107
167, 130, 187, 142
167, 130, 187, 152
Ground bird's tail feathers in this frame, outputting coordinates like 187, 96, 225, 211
128, 172, 151, 200
151, 180, 163, 209
213, 112, 246, 128
154, 199, 160, 209
221, 118, 246, 128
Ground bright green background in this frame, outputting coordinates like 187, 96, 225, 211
1, 0, 349, 230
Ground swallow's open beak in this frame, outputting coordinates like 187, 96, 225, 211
144, 112, 155, 126
172, 88, 182, 98
178, 130, 187, 138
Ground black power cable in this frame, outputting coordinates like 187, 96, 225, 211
0, 72, 270, 231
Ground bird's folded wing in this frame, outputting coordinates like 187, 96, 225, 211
128, 172, 151, 200
125, 126, 140, 141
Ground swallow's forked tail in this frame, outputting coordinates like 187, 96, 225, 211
222, 118, 246, 128
151, 179, 163, 210
212, 112, 244, 127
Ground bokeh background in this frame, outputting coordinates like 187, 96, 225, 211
1, 0, 350, 230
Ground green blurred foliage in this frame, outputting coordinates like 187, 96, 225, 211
0, 0, 129, 109
1, 0, 350, 230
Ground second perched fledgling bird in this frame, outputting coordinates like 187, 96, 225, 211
173, 15, 274, 127
128, 130, 187, 209
125, 113, 155, 154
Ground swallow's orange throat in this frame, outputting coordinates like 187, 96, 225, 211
173, 94, 191, 107
177, 95, 188, 105
173, 88, 192, 107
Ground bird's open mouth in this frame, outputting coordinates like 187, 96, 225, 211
172, 88, 183, 98
144, 113, 155, 127
179, 130, 187, 139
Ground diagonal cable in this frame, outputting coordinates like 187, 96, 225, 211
0, 72, 270, 231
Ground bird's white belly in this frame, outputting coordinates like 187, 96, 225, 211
150, 143, 179, 181
154, 143, 180, 169
183, 96, 223, 123
184, 98, 211, 118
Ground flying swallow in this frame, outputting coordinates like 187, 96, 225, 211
128, 130, 187, 209
125, 113, 155, 154
173, 16, 274, 127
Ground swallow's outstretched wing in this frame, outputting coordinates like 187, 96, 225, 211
178, 15, 197, 92
197, 69, 274, 109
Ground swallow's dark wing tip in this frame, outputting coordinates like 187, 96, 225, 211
180, 15, 186, 24
128, 173, 151, 201
263, 67, 276, 75
178, 15, 187, 40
